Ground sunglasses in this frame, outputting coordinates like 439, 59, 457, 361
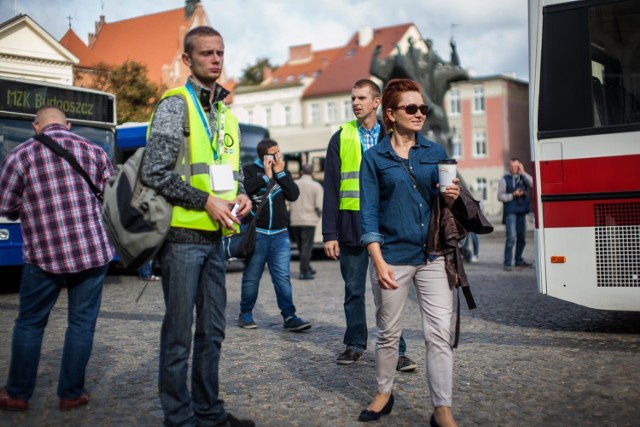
396, 104, 428, 115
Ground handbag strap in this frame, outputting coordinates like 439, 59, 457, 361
34, 133, 103, 202
250, 180, 277, 221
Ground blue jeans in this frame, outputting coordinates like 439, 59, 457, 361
138, 260, 153, 278
462, 232, 479, 258
7, 263, 107, 400
240, 231, 296, 319
158, 242, 228, 427
504, 213, 527, 266
339, 245, 407, 355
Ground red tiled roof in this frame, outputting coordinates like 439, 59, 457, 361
267, 47, 342, 86
59, 28, 102, 67
60, 7, 197, 88
89, 8, 190, 86
304, 23, 413, 98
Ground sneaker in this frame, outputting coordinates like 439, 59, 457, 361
283, 315, 311, 331
139, 275, 160, 281
516, 261, 532, 268
336, 348, 363, 365
238, 313, 257, 329
396, 355, 418, 372
298, 273, 315, 280
470, 255, 479, 263
503, 265, 513, 271
218, 412, 255, 427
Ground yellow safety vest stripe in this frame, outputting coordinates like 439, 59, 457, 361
339, 120, 361, 211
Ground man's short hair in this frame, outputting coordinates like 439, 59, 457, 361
257, 138, 279, 157
353, 79, 381, 99
301, 164, 313, 175
34, 106, 67, 126
184, 26, 222, 55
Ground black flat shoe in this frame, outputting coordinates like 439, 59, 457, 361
430, 413, 440, 427
358, 393, 394, 422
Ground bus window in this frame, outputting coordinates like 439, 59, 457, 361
538, 0, 640, 136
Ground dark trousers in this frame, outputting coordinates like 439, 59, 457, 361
291, 226, 315, 275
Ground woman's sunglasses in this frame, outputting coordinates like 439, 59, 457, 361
396, 104, 429, 115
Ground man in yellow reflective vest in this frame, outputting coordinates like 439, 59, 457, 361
322, 79, 417, 371
140, 26, 254, 427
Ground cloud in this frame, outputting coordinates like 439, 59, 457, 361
2, 0, 529, 81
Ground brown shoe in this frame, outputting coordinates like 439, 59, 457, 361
0, 387, 28, 411
59, 391, 89, 411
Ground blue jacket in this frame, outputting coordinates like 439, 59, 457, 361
360, 132, 448, 265
502, 173, 531, 216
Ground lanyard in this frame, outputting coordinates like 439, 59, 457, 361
186, 84, 224, 162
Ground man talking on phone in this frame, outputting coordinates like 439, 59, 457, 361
237, 138, 312, 331
498, 157, 533, 271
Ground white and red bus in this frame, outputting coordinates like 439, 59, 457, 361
529, 0, 640, 310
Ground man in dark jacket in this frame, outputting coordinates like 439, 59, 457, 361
238, 139, 311, 331
498, 158, 533, 271
322, 79, 416, 371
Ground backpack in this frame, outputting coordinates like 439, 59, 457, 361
101, 147, 173, 269
102, 114, 190, 270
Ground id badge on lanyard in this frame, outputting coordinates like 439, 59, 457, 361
187, 85, 234, 192
210, 102, 234, 191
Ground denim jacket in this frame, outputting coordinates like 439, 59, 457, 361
360, 132, 447, 265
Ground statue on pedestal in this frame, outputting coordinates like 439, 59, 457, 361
370, 37, 469, 153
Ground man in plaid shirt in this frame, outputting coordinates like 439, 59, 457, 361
0, 106, 114, 412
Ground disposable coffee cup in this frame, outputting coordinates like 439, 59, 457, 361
438, 159, 457, 192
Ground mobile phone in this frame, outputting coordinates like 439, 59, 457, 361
231, 203, 239, 217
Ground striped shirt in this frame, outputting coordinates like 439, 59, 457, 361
0, 124, 115, 273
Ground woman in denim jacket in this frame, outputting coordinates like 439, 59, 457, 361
358, 79, 460, 427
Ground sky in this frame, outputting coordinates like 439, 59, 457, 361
2, 0, 530, 82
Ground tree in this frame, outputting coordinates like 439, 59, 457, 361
108, 60, 162, 123
76, 60, 161, 124
238, 57, 278, 86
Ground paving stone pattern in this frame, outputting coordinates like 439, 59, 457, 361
1, 231, 639, 426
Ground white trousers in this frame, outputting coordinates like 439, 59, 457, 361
369, 257, 453, 407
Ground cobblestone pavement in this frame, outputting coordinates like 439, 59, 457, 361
1, 231, 639, 426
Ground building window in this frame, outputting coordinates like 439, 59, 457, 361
284, 105, 292, 126
475, 177, 488, 201
327, 102, 337, 123
473, 86, 485, 113
343, 100, 351, 120
473, 129, 487, 158
265, 107, 272, 127
310, 103, 321, 124
449, 89, 460, 115
451, 130, 462, 159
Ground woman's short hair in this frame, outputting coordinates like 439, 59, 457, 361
381, 79, 423, 132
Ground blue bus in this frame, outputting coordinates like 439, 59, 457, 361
117, 121, 270, 165
0, 78, 117, 269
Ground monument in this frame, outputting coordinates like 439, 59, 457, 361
370, 36, 469, 154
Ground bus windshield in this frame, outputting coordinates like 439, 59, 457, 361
0, 118, 116, 164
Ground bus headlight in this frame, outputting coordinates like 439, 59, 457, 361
0, 229, 9, 240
